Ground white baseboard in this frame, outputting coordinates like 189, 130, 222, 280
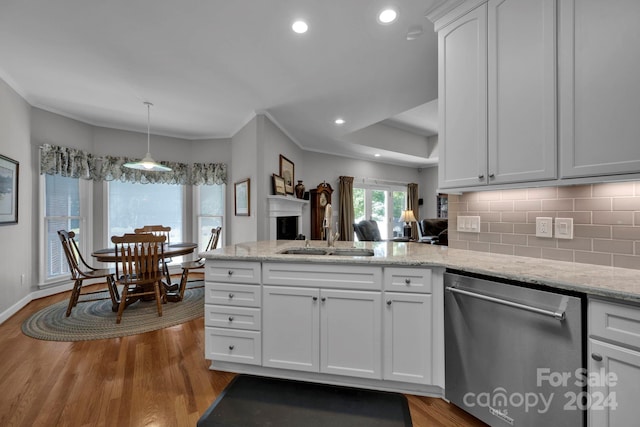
0, 282, 75, 325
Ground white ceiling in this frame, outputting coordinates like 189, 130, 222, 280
0, 0, 440, 167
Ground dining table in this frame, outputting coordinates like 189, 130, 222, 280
92, 242, 198, 302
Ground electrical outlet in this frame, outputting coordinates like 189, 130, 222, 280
536, 217, 553, 238
555, 217, 574, 239
21, 273, 25, 285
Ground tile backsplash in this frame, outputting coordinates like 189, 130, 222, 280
447, 182, 640, 270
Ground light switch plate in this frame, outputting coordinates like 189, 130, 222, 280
536, 217, 553, 238
555, 217, 574, 239
457, 215, 481, 233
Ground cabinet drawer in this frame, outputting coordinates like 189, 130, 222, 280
205, 261, 261, 284
205, 283, 261, 307
205, 327, 261, 365
205, 305, 261, 330
383, 268, 432, 293
263, 262, 382, 290
590, 298, 640, 350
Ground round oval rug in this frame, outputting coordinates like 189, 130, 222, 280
22, 284, 204, 341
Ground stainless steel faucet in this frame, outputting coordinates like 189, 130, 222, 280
323, 203, 335, 247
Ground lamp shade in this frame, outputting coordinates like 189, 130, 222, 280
400, 210, 417, 223
124, 102, 172, 172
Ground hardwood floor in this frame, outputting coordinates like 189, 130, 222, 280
0, 278, 485, 427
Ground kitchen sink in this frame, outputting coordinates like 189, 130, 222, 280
279, 248, 329, 255
329, 248, 375, 257
278, 247, 374, 257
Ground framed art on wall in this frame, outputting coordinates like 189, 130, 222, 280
272, 174, 286, 195
234, 178, 250, 216
279, 155, 295, 194
0, 154, 19, 225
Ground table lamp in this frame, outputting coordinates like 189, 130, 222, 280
400, 210, 417, 238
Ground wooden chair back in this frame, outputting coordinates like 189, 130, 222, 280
57, 229, 92, 278
205, 226, 222, 252
111, 233, 166, 284
134, 225, 171, 245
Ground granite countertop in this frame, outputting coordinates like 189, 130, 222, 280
202, 240, 640, 304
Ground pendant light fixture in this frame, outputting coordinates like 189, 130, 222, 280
124, 102, 172, 172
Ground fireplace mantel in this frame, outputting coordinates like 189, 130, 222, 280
267, 196, 309, 240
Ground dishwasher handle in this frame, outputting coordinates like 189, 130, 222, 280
446, 286, 566, 320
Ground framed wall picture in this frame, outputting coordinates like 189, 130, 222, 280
272, 174, 286, 195
234, 178, 250, 216
0, 154, 19, 225
279, 154, 295, 194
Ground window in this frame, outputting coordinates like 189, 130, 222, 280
194, 184, 225, 252
108, 181, 184, 261
353, 183, 407, 240
41, 174, 90, 283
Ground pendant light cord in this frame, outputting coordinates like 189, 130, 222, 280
145, 101, 153, 153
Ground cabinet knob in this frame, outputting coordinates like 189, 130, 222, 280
387, 300, 392, 306
404, 278, 411, 285
228, 316, 234, 322
312, 296, 318, 301
489, 173, 495, 179
321, 297, 326, 302
228, 345, 235, 351
591, 353, 603, 362
227, 270, 233, 276
228, 293, 234, 299
478, 174, 485, 180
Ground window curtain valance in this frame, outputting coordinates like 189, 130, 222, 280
191, 162, 227, 185
39, 144, 227, 185
39, 144, 97, 179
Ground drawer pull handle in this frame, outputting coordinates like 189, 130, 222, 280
227, 270, 233, 276
312, 296, 318, 301
387, 300, 392, 306
591, 353, 603, 362
228, 345, 235, 351
405, 278, 411, 285
228, 316, 234, 322
321, 297, 326, 302
489, 173, 495, 179
478, 174, 484, 180
228, 293, 234, 299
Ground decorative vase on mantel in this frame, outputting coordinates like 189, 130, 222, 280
295, 180, 305, 199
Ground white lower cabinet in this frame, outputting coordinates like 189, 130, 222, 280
383, 292, 432, 384
588, 298, 640, 426
262, 285, 382, 379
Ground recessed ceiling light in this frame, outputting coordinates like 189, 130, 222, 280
378, 8, 398, 24
374, 153, 381, 157
334, 118, 345, 125
292, 20, 308, 34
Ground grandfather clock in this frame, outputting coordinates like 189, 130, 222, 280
310, 182, 333, 240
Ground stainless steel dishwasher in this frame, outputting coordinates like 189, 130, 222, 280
444, 271, 585, 426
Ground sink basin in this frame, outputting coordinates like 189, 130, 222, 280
279, 248, 329, 255
278, 247, 375, 257
329, 248, 375, 257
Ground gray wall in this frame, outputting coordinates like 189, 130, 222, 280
0, 79, 34, 319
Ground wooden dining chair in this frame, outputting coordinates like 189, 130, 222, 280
111, 233, 167, 324
57, 230, 119, 316
134, 224, 172, 286
177, 226, 221, 300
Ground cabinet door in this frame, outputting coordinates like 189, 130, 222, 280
262, 286, 320, 372
320, 289, 382, 379
560, 0, 640, 178
438, 4, 488, 189
589, 339, 640, 427
383, 293, 432, 384
488, 0, 557, 183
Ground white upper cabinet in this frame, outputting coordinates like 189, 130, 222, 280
487, 0, 557, 184
438, 0, 557, 190
438, 4, 488, 189
559, 0, 640, 178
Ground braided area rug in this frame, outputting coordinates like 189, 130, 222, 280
22, 283, 204, 341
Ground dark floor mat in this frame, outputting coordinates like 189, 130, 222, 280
198, 374, 413, 427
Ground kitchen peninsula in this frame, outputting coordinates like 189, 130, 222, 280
201, 240, 640, 404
